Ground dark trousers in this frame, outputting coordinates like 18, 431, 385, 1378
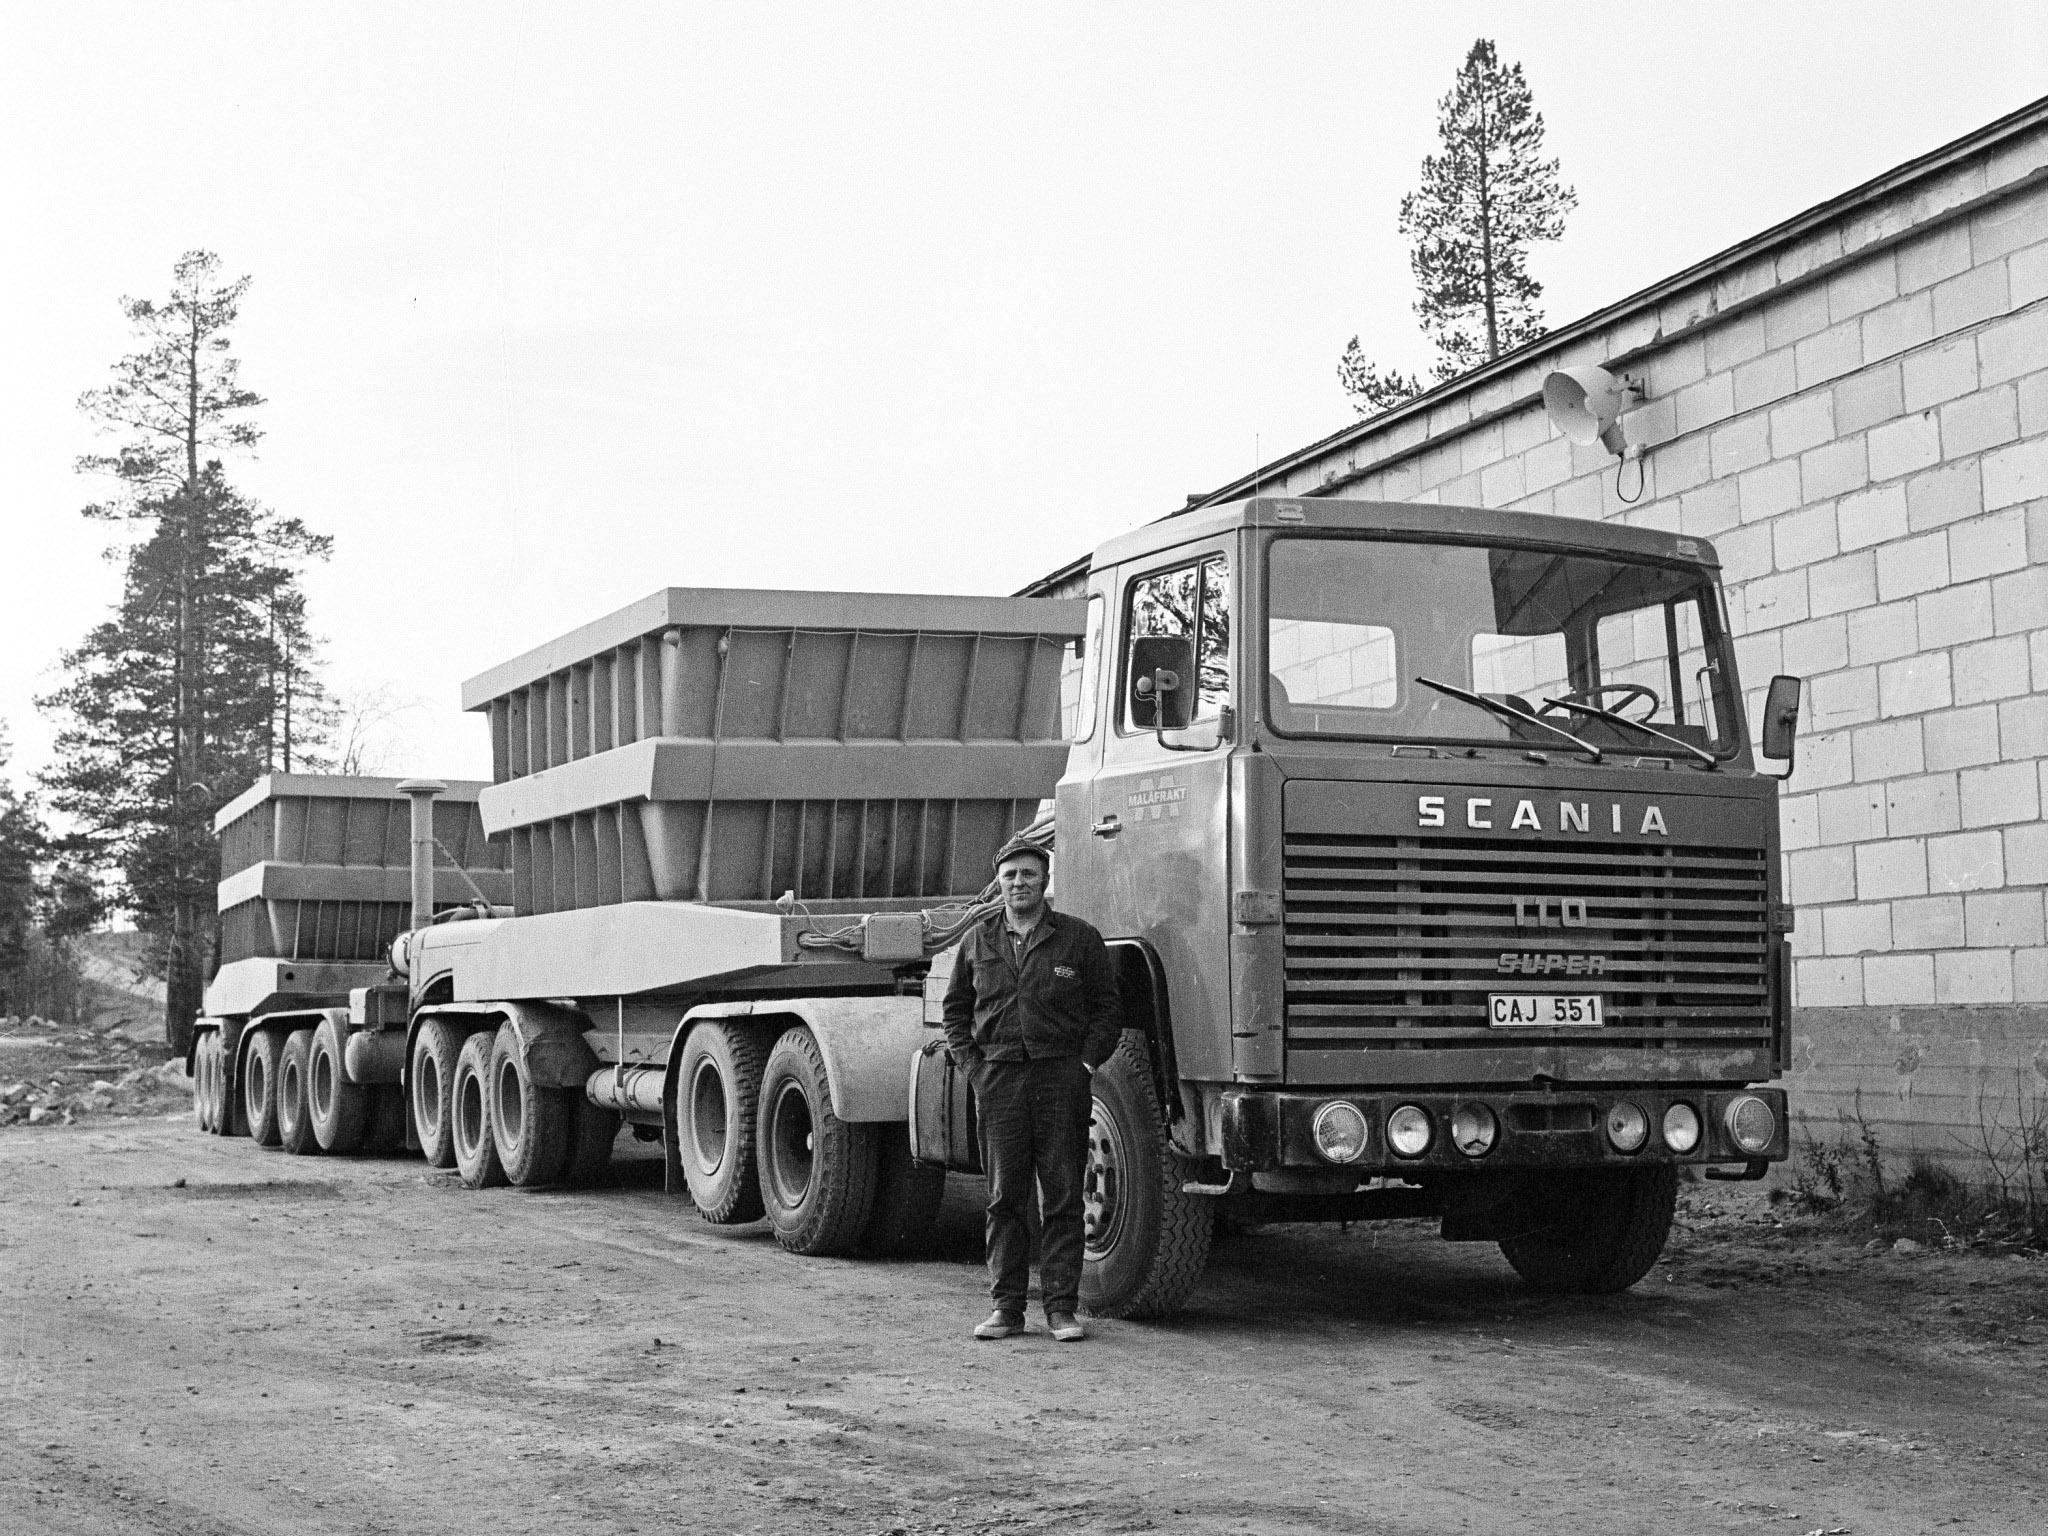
973, 1055, 1091, 1318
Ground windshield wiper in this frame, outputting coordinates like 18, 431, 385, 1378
1540, 697, 1718, 768
1413, 676, 1602, 762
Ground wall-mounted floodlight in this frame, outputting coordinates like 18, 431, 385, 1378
1542, 365, 1644, 458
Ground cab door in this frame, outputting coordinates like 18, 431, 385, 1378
1064, 542, 1236, 1083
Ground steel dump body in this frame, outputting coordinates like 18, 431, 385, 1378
461, 587, 1084, 912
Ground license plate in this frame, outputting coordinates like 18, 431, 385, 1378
1488, 993, 1603, 1028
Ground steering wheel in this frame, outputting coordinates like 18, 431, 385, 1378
1541, 682, 1660, 722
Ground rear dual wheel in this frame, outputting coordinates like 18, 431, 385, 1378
757, 1027, 879, 1257
411, 1017, 466, 1169
451, 1030, 505, 1189
489, 1025, 572, 1187
243, 1029, 285, 1147
277, 1028, 319, 1155
679, 1023, 768, 1224
307, 1017, 368, 1155
190, 1032, 221, 1133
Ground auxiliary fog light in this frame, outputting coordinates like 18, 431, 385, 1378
1604, 1100, 1650, 1153
1387, 1104, 1433, 1158
1724, 1095, 1778, 1156
1662, 1102, 1702, 1154
1449, 1103, 1498, 1158
1312, 1101, 1370, 1164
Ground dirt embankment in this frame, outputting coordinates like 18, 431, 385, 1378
1, 932, 184, 1128
4, 1111, 2044, 1536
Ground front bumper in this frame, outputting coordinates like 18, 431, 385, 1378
1219, 1085, 1788, 1174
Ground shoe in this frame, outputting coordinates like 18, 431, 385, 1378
1047, 1312, 1085, 1342
974, 1311, 1025, 1340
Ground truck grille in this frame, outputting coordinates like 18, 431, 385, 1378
1282, 833, 1771, 1050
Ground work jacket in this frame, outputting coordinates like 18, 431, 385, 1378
941, 907, 1123, 1070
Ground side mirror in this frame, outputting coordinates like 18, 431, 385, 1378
1759, 674, 1802, 770
1129, 635, 1197, 731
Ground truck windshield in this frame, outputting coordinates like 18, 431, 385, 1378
1265, 536, 1738, 756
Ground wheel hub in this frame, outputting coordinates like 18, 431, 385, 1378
1083, 1095, 1128, 1260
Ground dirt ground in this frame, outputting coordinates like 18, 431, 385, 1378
4, 1110, 2044, 1536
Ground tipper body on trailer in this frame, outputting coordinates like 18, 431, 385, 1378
188, 497, 1805, 1313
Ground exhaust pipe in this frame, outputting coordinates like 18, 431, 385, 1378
395, 778, 448, 931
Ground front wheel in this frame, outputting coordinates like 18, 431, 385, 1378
1080, 1030, 1212, 1320
1498, 1165, 1677, 1294
756, 1027, 878, 1256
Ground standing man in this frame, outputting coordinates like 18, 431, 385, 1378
942, 835, 1122, 1342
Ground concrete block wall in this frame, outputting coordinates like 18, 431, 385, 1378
1238, 110, 2048, 1163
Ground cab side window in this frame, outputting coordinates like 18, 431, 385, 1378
1125, 555, 1230, 730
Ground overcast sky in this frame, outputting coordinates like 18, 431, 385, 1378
3, 2, 2042, 790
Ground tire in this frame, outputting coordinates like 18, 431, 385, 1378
411, 1017, 466, 1169
1080, 1029, 1213, 1320
679, 1022, 769, 1223
308, 1017, 369, 1155
563, 1098, 620, 1187
277, 1028, 320, 1156
367, 1084, 410, 1153
859, 1129, 946, 1256
190, 1033, 216, 1133
489, 1024, 572, 1188
452, 1029, 506, 1189
1499, 1165, 1677, 1294
243, 1029, 284, 1148
757, 1027, 878, 1256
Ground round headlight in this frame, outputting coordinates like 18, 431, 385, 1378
1312, 1101, 1370, 1164
1387, 1104, 1433, 1158
1724, 1095, 1777, 1156
1662, 1102, 1702, 1154
1605, 1100, 1649, 1153
1449, 1103, 1498, 1157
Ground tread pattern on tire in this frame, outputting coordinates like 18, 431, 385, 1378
452, 1029, 507, 1189
277, 1028, 320, 1156
243, 1029, 284, 1147
1082, 1029, 1213, 1321
411, 1017, 466, 1169
758, 1027, 878, 1256
489, 1024, 573, 1188
679, 1022, 769, 1224
1499, 1164, 1678, 1294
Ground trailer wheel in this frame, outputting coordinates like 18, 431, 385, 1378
452, 1029, 506, 1189
678, 1022, 768, 1223
411, 1018, 466, 1169
191, 1032, 217, 1133
308, 1017, 369, 1154
859, 1130, 946, 1257
564, 1098, 620, 1187
757, 1027, 878, 1256
1080, 1029, 1213, 1320
243, 1029, 284, 1147
277, 1028, 320, 1156
1499, 1165, 1677, 1294
490, 1024, 572, 1188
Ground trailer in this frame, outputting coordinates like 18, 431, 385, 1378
189, 498, 1804, 1317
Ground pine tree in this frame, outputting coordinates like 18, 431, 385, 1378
1340, 38, 1575, 414
43, 253, 330, 1051
0, 727, 46, 1014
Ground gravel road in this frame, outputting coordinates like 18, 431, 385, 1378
4, 1116, 2044, 1535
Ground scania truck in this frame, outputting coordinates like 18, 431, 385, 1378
187, 497, 1803, 1318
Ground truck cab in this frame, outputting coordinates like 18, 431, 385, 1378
1055, 496, 1794, 1295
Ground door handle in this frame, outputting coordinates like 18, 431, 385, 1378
1091, 815, 1121, 839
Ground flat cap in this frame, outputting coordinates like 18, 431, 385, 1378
991, 836, 1051, 871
